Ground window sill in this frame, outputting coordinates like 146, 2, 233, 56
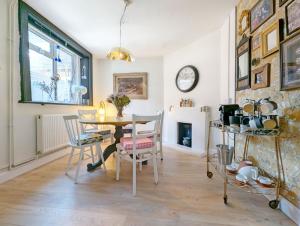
18, 100, 91, 106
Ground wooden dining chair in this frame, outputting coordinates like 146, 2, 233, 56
115, 113, 162, 196
78, 109, 113, 143
63, 115, 106, 183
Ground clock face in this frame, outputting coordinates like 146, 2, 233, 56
176, 65, 199, 92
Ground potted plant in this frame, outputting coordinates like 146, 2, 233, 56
107, 94, 131, 117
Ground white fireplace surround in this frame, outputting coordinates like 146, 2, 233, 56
163, 106, 210, 156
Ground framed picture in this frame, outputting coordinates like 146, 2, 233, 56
261, 20, 284, 58
279, 0, 289, 6
250, 0, 275, 33
113, 73, 148, 99
236, 35, 251, 91
239, 10, 250, 35
252, 34, 261, 50
280, 33, 300, 90
251, 64, 270, 89
286, 0, 300, 35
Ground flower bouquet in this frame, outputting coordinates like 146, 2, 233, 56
107, 94, 131, 117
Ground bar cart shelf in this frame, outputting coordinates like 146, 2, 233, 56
206, 120, 285, 209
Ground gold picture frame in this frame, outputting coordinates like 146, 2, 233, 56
261, 20, 283, 58
251, 64, 270, 90
113, 73, 148, 99
239, 10, 250, 35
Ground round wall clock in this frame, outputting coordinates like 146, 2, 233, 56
175, 65, 199, 92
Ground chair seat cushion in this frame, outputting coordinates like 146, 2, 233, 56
120, 137, 154, 151
79, 133, 103, 145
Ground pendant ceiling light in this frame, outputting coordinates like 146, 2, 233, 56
107, 0, 134, 62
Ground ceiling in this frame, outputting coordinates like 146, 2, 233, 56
24, 0, 237, 59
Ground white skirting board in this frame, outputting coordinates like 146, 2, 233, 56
166, 144, 300, 225
0, 148, 69, 184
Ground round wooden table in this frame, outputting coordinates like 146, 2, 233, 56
80, 116, 149, 171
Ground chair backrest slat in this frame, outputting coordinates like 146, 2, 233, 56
63, 115, 81, 146
78, 109, 98, 132
132, 113, 163, 153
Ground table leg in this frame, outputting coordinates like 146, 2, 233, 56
87, 125, 123, 172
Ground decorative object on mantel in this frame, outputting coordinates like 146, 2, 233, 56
113, 73, 148, 99
236, 34, 251, 91
200, 106, 210, 112
251, 64, 270, 90
107, 0, 134, 62
107, 94, 131, 118
180, 98, 193, 107
250, 0, 275, 33
176, 65, 199, 93
261, 19, 284, 58
286, 0, 300, 35
280, 32, 300, 90
239, 10, 250, 35
169, 105, 174, 112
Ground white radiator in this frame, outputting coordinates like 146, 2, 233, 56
36, 114, 69, 154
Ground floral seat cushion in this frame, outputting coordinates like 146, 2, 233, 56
79, 133, 103, 145
120, 137, 154, 152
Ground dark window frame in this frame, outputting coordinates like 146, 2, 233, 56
18, 0, 93, 106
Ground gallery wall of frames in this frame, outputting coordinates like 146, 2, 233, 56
236, 0, 300, 207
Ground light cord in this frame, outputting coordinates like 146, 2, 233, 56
119, 2, 128, 49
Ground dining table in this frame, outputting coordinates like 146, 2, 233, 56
80, 116, 149, 172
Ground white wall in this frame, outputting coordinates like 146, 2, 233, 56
220, 9, 236, 105
163, 30, 221, 149
0, 0, 10, 168
94, 58, 164, 116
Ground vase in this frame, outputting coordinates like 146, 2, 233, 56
117, 107, 123, 118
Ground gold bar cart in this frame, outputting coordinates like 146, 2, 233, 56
206, 120, 285, 209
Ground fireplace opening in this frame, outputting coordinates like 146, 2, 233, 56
177, 122, 192, 148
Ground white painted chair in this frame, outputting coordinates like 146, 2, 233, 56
115, 114, 162, 196
137, 110, 164, 160
78, 109, 114, 143
63, 115, 106, 183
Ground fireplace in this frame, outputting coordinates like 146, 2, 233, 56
177, 122, 192, 148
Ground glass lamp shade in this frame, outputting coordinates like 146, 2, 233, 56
107, 47, 134, 62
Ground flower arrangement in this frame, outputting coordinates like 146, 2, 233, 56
107, 94, 131, 117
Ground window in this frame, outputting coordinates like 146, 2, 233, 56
19, 1, 93, 105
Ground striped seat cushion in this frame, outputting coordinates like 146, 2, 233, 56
79, 133, 103, 145
84, 129, 111, 136
120, 137, 154, 151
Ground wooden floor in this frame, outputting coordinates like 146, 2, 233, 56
0, 146, 295, 226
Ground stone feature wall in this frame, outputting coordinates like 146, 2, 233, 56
236, 0, 300, 207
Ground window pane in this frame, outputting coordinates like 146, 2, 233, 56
29, 30, 51, 53
29, 49, 54, 102
56, 48, 79, 103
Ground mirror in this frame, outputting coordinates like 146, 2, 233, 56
238, 52, 249, 79
236, 35, 251, 90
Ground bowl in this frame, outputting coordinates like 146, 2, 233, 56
258, 176, 273, 186
238, 166, 253, 179
226, 164, 238, 174
236, 174, 248, 183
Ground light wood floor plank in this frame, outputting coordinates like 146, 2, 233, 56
0, 146, 295, 226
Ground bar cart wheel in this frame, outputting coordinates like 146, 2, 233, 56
207, 171, 213, 178
224, 195, 228, 204
269, 200, 279, 209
